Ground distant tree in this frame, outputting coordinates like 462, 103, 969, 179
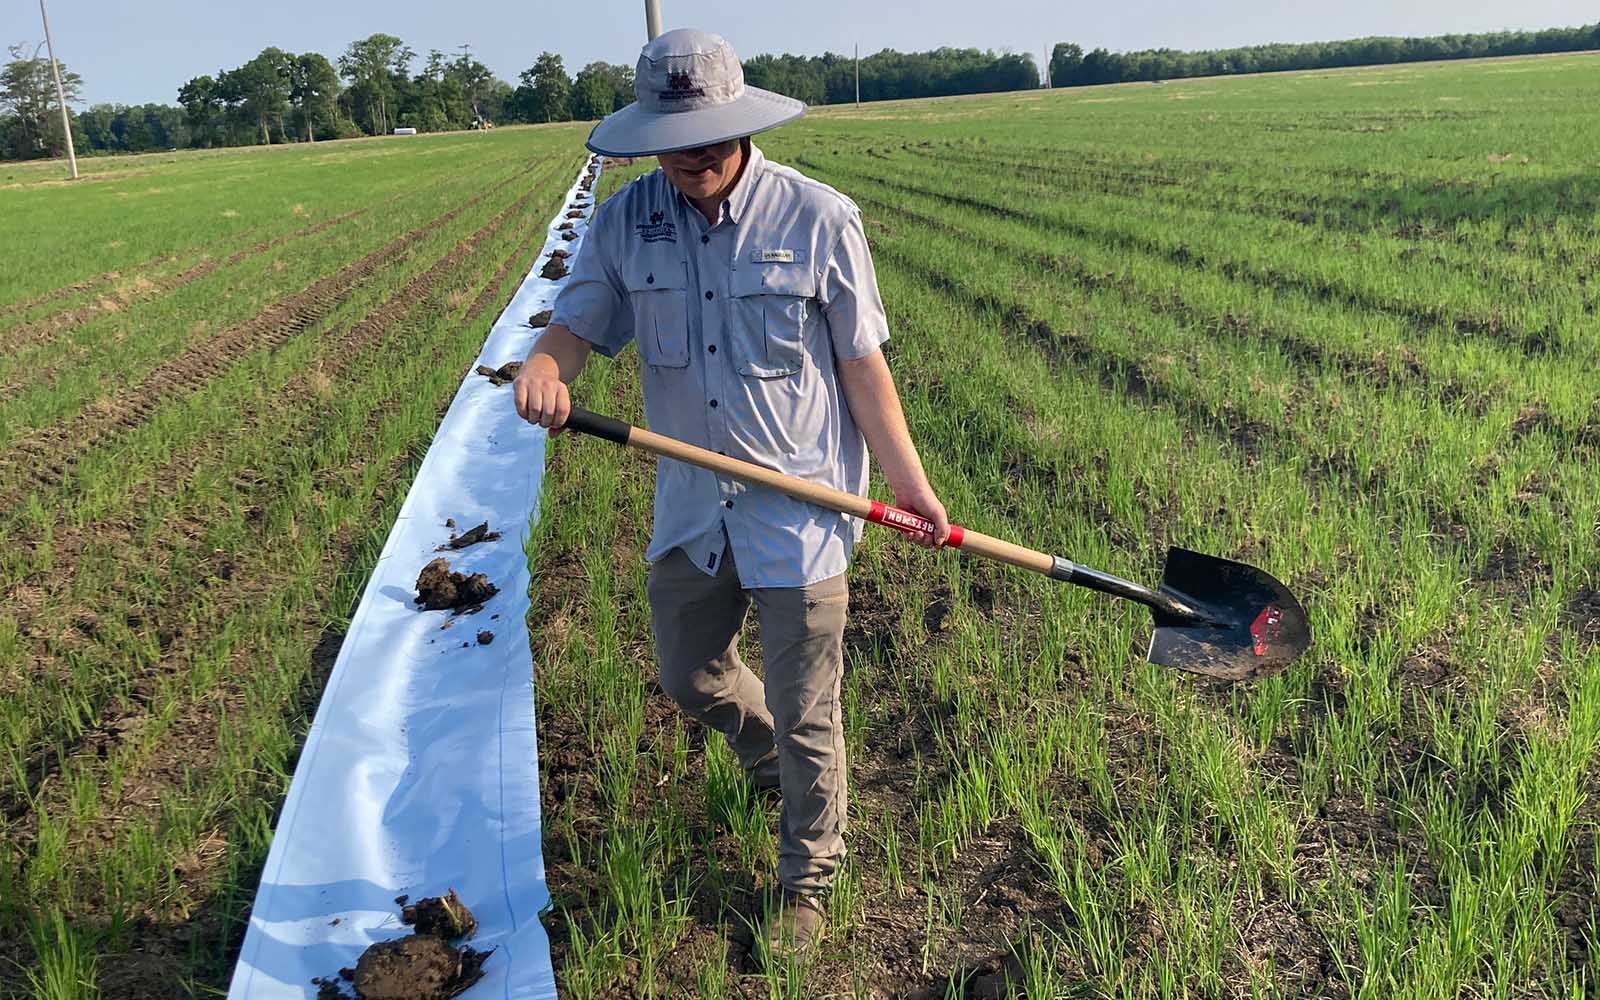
1, 43, 83, 160
572, 61, 632, 120
515, 52, 572, 123
338, 33, 413, 134
1049, 42, 1084, 87
446, 53, 496, 121
224, 48, 293, 144
178, 74, 223, 147
288, 52, 340, 141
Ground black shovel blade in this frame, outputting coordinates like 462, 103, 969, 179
1146, 547, 1310, 680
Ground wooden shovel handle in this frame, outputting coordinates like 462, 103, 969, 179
561, 407, 1057, 576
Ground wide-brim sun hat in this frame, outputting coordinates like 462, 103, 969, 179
587, 28, 806, 157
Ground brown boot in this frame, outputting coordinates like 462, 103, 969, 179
763, 888, 825, 962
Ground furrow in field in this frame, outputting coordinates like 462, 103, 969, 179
800, 157, 1497, 411
0, 252, 187, 324
0, 159, 542, 516
820, 156, 1573, 357
910, 143, 1597, 273
0, 209, 367, 362
0, 170, 564, 821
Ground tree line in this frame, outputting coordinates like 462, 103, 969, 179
1048, 22, 1600, 87
0, 35, 634, 159
4, 21, 1598, 161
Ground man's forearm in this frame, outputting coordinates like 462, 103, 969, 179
837, 349, 928, 494
525, 323, 592, 383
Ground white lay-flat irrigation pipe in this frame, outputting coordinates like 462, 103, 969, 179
228, 153, 600, 1000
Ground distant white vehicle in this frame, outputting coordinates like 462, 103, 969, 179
393, 127, 418, 136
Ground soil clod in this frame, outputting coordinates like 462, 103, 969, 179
351, 934, 491, 1000
540, 258, 569, 280
414, 558, 498, 613
548, 248, 571, 260
564, 209, 582, 219
402, 888, 478, 940
477, 631, 494, 645
527, 308, 553, 328
474, 361, 521, 386
560, 230, 578, 241
437, 521, 501, 551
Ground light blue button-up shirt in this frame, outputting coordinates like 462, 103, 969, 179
549, 144, 890, 588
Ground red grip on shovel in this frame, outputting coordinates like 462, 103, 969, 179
866, 500, 965, 548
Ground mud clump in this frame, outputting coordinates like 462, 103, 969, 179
438, 521, 502, 551
477, 630, 495, 645
351, 935, 491, 1000
540, 257, 569, 280
474, 361, 521, 386
527, 308, 553, 328
402, 888, 478, 939
564, 209, 583, 219
548, 247, 571, 261
560, 230, 578, 241
415, 557, 497, 613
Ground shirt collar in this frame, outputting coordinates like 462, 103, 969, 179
674, 141, 764, 227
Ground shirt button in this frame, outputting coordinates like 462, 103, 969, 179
707, 344, 716, 354
709, 399, 718, 408
724, 499, 734, 508
701, 235, 710, 244
705, 290, 714, 300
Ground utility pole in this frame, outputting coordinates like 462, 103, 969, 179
644, 0, 662, 41
1043, 47, 1051, 88
37, 0, 77, 180
854, 43, 860, 107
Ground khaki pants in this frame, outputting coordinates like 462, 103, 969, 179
647, 546, 849, 894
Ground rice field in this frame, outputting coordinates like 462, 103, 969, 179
4, 48, 1600, 999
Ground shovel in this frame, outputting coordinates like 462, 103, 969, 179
562, 408, 1310, 681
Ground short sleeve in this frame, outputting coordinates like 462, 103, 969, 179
818, 210, 890, 362
549, 199, 634, 358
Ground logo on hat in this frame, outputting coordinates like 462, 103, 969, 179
659, 71, 706, 102
651, 210, 664, 224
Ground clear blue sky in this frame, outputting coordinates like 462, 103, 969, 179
4, 0, 1595, 106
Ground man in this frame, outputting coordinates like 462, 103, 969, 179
514, 28, 949, 957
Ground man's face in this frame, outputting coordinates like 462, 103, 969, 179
658, 139, 743, 201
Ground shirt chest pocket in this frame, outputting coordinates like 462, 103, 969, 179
623, 261, 689, 368
729, 267, 817, 379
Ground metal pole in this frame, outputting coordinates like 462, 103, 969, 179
644, 0, 662, 41
855, 43, 860, 107
38, 0, 77, 179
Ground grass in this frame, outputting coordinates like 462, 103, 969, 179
3, 49, 1600, 998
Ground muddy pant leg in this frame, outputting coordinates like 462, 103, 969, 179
751, 573, 849, 894
647, 547, 778, 777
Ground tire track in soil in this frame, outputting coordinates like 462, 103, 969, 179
872, 238, 1482, 548
838, 178, 1495, 413
0, 251, 187, 324
0, 168, 565, 826
0, 158, 548, 518
0, 211, 365, 391
0, 213, 360, 353
805, 156, 1571, 359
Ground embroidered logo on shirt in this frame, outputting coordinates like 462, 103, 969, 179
750, 248, 798, 263
636, 209, 677, 244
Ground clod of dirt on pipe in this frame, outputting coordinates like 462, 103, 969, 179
474, 361, 521, 386
414, 558, 497, 613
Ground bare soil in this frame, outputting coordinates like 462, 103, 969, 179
414, 558, 497, 613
